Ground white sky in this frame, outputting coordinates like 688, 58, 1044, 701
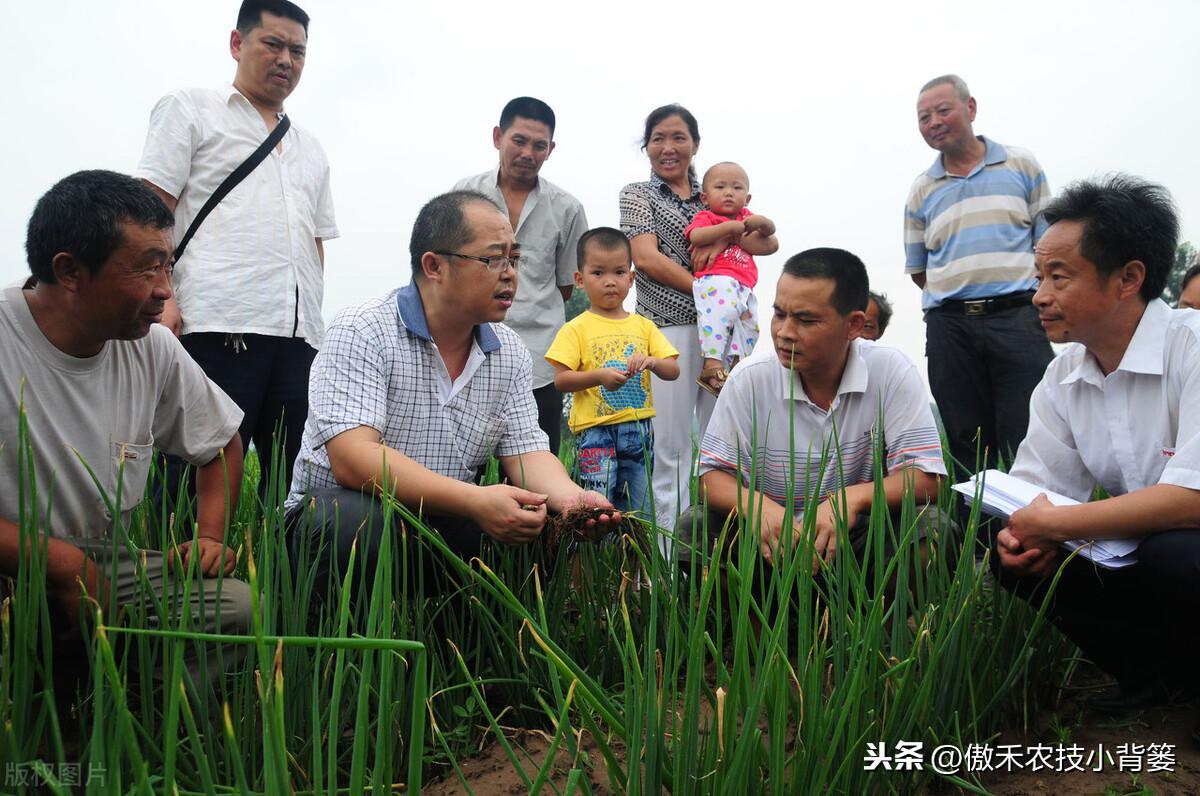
3, 0, 1198, 381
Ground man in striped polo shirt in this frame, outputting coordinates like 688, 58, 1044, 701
905, 74, 1055, 478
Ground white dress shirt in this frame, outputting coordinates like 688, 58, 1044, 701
136, 85, 339, 348
1011, 299, 1200, 502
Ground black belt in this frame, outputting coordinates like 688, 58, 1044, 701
934, 291, 1035, 317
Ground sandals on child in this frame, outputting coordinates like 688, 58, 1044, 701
696, 367, 728, 396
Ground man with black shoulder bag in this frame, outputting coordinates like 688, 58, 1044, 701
136, 0, 338, 511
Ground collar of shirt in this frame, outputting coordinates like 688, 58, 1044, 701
925, 135, 1007, 179
780, 339, 870, 407
489, 164, 543, 233
1062, 299, 1170, 387
395, 281, 501, 353
650, 168, 701, 201
222, 83, 286, 120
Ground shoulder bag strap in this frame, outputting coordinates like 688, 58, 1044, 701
172, 113, 291, 262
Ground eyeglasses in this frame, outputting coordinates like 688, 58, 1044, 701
436, 251, 521, 272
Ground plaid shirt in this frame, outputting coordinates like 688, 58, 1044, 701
285, 283, 548, 512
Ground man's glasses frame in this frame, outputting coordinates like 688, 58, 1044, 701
435, 251, 521, 272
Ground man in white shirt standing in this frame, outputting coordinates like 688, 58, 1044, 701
136, 0, 338, 503
994, 177, 1200, 727
454, 97, 588, 454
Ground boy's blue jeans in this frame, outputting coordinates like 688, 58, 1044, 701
574, 418, 654, 515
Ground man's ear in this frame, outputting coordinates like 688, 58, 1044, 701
492, 126, 503, 151
1118, 260, 1146, 300
421, 251, 444, 282
51, 252, 84, 294
845, 309, 866, 339
967, 96, 978, 122
545, 140, 556, 160
230, 28, 244, 61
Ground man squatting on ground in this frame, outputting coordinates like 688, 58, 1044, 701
905, 74, 1054, 476
992, 177, 1200, 732
685, 247, 949, 574
454, 97, 588, 455
137, 0, 337, 503
284, 192, 618, 591
0, 171, 251, 672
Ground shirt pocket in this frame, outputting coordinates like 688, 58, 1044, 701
104, 437, 155, 521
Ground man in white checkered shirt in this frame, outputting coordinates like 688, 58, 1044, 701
285, 191, 618, 591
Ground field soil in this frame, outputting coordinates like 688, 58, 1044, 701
422, 728, 615, 795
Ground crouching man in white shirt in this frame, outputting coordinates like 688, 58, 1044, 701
993, 176, 1200, 730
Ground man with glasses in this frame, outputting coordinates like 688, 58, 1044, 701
284, 192, 616, 593
453, 97, 588, 454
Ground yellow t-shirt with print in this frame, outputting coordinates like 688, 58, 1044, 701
545, 311, 679, 433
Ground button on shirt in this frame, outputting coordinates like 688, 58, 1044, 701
453, 167, 588, 388
284, 284, 549, 513
136, 85, 339, 347
699, 341, 946, 503
1010, 300, 1200, 502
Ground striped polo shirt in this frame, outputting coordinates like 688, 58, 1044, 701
904, 136, 1051, 310
698, 340, 945, 505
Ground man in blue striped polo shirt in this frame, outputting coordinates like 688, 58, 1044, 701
904, 74, 1055, 478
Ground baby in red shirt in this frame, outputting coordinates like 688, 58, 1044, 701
685, 161, 779, 394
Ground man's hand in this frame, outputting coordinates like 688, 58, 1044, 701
170, 537, 237, 577
625, 353, 655, 375
1007, 494, 1063, 551
562, 490, 622, 534
469, 484, 548, 544
996, 526, 1061, 578
756, 500, 794, 565
44, 543, 109, 635
596, 368, 630, 390
160, 296, 183, 337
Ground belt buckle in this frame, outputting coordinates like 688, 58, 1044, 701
964, 300, 988, 316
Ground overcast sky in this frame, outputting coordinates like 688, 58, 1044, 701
3, 0, 1198, 381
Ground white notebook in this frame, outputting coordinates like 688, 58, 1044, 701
952, 469, 1140, 569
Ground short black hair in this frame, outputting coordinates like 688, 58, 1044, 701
1181, 263, 1200, 296
409, 191, 502, 281
780, 248, 869, 316
641, 104, 700, 150
576, 227, 631, 269
237, 0, 309, 34
868, 290, 893, 334
25, 170, 174, 284
499, 97, 556, 136
1043, 175, 1179, 303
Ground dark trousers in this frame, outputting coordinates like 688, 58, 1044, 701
925, 302, 1053, 478
286, 486, 486, 600
533, 383, 563, 456
991, 530, 1200, 687
159, 332, 316, 516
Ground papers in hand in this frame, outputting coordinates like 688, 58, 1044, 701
952, 469, 1140, 570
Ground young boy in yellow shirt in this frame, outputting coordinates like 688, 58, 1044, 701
545, 227, 680, 515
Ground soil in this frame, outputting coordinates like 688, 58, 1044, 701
422, 674, 1200, 796
422, 728, 616, 795
975, 676, 1200, 796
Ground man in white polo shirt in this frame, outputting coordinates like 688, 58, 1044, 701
136, 0, 337, 503
454, 97, 588, 454
691, 248, 947, 573
992, 177, 1200, 727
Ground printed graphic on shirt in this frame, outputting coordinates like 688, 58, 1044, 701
595, 341, 649, 414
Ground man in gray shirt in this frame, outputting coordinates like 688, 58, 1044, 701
0, 171, 250, 660
454, 97, 588, 454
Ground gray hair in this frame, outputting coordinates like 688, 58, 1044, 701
868, 290, 893, 335
920, 74, 970, 101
